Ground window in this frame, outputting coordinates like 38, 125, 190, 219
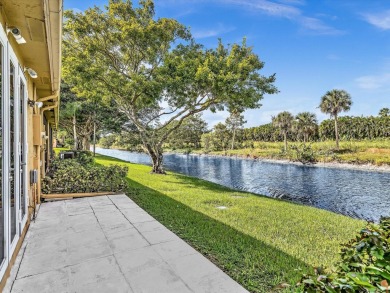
9, 61, 16, 243
0, 42, 4, 266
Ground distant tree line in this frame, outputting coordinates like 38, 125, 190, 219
242, 115, 389, 143
319, 116, 390, 140
202, 88, 389, 152
96, 106, 389, 153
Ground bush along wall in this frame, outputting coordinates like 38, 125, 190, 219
42, 152, 128, 194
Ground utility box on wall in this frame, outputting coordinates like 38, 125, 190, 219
32, 114, 41, 146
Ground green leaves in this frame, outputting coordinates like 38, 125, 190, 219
319, 116, 390, 140
62, 0, 277, 173
42, 152, 128, 194
299, 218, 390, 292
319, 89, 352, 118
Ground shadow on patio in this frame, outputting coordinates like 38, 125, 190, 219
4, 194, 249, 293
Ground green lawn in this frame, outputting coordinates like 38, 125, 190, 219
53, 147, 69, 154
192, 139, 390, 166
95, 154, 363, 292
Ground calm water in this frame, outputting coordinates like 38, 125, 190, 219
96, 148, 390, 222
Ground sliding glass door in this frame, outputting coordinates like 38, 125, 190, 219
0, 24, 29, 280
19, 73, 27, 228
9, 49, 20, 254
0, 36, 5, 279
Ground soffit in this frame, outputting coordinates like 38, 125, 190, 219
1, 0, 50, 95
0, 0, 62, 127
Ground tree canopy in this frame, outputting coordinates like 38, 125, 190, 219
63, 0, 278, 173
59, 82, 126, 151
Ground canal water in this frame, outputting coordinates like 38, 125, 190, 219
96, 148, 390, 222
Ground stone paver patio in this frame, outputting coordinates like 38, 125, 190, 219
4, 194, 248, 293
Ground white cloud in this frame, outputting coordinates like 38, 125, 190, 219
363, 10, 390, 30
355, 73, 390, 90
225, 0, 301, 18
276, 0, 305, 5
158, 0, 342, 36
192, 24, 235, 39
70, 8, 83, 14
223, 0, 342, 35
299, 17, 344, 35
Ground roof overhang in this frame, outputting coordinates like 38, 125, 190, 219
1, 0, 62, 127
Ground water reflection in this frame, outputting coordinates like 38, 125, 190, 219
96, 148, 390, 222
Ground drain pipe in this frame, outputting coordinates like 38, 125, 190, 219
41, 103, 58, 112
37, 94, 58, 103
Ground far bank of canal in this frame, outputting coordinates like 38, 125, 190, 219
95, 147, 390, 222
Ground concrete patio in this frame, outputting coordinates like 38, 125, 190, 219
4, 194, 247, 293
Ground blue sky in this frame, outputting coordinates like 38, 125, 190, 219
64, 0, 390, 127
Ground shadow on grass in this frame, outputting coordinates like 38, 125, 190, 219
124, 177, 311, 293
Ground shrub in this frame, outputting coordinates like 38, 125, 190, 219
42, 158, 128, 194
74, 150, 94, 165
299, 218, 390, 292
59, 150, 94, 165
290, 144, 317, 164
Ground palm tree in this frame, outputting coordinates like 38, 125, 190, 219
294, 112, 318, 143
272, 111, 294, 152
319, 89, 352, 150
379, 108, 389, 117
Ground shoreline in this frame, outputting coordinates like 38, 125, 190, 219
96, 146, 390, 173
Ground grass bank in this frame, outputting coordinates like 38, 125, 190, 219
95, 154, 363, 292
186, 139, 390, 166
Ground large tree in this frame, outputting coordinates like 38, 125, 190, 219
294, 112, 317, 143
319, 89, 352, 150
62, 0, 277, 173
272, 111, 294, 152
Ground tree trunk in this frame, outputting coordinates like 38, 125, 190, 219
73, 114, 78, 150
231, 128, 236, 150
82, 136, 90, 151
283, 132, 288, 152
145, 144, 165, 174
334, 115, 339, 150
93, 121, 96, 157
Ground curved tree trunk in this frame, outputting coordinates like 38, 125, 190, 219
334, 115, 339, 150
82, 136, 90, 151
144, 144, 165, 174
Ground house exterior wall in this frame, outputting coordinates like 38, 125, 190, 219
0, 0, 62, 288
